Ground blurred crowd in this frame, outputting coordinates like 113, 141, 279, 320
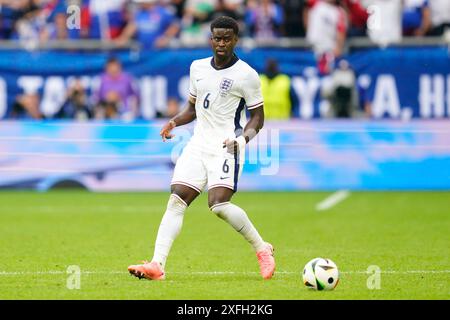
2, 0, 450, 121
10, 56, 179, 121
2, 0, 449, 75
1, 0, 449, 46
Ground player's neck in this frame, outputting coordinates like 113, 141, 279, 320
211, 53, 238, 70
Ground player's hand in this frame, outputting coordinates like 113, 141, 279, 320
223, 136, 246, 154
160, 120, 176, 142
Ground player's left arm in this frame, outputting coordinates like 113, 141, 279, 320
243, 106, 264, 143
224, 67, 264, 154
223, 105, 264, 154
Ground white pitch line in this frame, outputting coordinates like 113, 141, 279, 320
0, 270, 449, 276
316, 190, 350, 211
0, 205, 165, 213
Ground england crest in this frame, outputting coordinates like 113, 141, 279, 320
219, 78, 234, 96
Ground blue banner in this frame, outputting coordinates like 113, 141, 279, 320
0, 47, 449, 119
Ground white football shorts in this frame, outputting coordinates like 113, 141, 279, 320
171, 143, 244, 193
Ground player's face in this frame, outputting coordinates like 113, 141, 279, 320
211, 28, 238, 59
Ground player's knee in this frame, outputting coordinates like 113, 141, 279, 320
168, 194, 188, 212
209, 201, 230, 214
171, 185, 198, 206
208, 192, 233, 209
208, 197, 222, 210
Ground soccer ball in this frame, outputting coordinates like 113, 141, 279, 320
302, 258, 339, 290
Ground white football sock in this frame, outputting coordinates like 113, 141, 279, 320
210, 202, 266, 252
152, 194, 187, 268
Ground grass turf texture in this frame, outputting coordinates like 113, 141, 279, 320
0, 191, 448, 300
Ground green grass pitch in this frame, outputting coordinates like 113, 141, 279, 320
0, 191, 448, 300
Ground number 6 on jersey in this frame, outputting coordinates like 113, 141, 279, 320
203, 93, 211, 109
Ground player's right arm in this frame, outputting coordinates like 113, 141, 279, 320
160, 61, 198, 142
160, 96, 196, 142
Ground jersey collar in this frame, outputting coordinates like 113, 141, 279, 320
210, 53, 239, 70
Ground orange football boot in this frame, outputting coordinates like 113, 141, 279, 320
128, 261, 165, 280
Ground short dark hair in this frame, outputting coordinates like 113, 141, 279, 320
210, 16, 239, 36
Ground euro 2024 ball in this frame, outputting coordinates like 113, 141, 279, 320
302, 258, 339, 290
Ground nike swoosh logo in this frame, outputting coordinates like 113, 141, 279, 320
196, 79, 204, 82
220, 176, 229, 180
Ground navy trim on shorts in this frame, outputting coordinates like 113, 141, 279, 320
233, 152, 239, 192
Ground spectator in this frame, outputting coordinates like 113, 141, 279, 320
55, 79, 92, 121
325, 59, 358, 118
180, 0, 217, 42
341, 0, 368, 37
10, 0, 79, 43
427, 0, 450, 36
43, 14, 76, 40
10, 0, 44, 43
0, 0, 31, 39
365, 0, 402, 46
94, 95, 120, 120
116, 0, 180, 48
305, 0, 347, 75
10, 93, 44, 119
170, 0, 187, 20
209, 0, 244, 25
42, 0, 83, 40
80, 0, 128, 40
280, 0, 307, 37
245, 0, 284, 39
93, 57, 139, 121
402, 0, 431, 36
259, 58, 296, 119
156, 96, 181, 118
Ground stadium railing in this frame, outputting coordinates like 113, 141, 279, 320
0, 36, 448, 51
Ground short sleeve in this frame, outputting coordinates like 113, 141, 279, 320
243, 69, 264, 110
188, 62, 197, 100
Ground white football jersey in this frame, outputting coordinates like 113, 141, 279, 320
187, 55, 264, 155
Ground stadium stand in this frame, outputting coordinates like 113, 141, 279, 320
0, 0, 449, 120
